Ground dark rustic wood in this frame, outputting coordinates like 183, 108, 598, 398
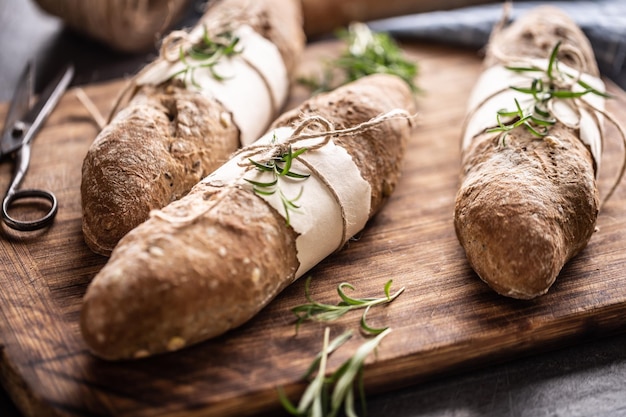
301, 0, 498, 37
1, 41, 625, 417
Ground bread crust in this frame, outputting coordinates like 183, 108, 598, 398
81, 82, 240, 255
81, 0, 305, 256
454, 6, 601, 299
80, 74, 415, 360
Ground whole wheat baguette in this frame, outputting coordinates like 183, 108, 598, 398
454, 6, 605, 299
80, 74, 415, 360
81, 0, 305, 256
33, 0, 190, 53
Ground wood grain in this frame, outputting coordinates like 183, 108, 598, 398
1, 41, 625, 417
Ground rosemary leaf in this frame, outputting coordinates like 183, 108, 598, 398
248, 158, 274, 171
359, 305, 388, 335
251, 187, 275, 197
529, 115, 555, 127
576, 79, 613, 98
244, 178, 278, 188
277, 387, 302, 416
291, 147, 309, 158
285, 171, 311, 179
283, 187, 304, 208
280, 146, 296, 176
383, 279, 394, 298
546, 40, 561, 79
337, 283, 368, 306
505, 65, 543, 73
551, 89, 595, 99
533, 105, 552, 119
510, 85, 536, 95
496, 108, 521, 118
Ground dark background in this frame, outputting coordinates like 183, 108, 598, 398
1, 0, 625, 416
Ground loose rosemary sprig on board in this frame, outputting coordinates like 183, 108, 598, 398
278, 327, 391, 417
299, 22, 418, 93
170, 28, 242, 87
245, 144, 310, 225
292, 277, 405, 334
278, 278, 404, 417
487, 41, 611, 143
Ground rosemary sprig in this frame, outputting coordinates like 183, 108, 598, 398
279, 278, 403, 416
299, 22, 418, 93
292, 277, 405, 335
487, 41, 611, 143
245, 144, 310, 225
278, 327, 391, 417
487, 98, 553, 146
169, 28, 241, 87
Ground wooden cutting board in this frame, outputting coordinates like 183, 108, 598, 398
1, 40, 625, 417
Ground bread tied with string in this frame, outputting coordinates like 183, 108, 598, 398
80, 0, 305, 256
80, 74, 416, 360
455, 6, 625, 299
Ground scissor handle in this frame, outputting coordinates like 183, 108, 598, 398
2, 188, 58, 231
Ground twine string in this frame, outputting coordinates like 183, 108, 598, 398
463, 14, 626, 207
236, 109, 415, 163
150, 109, 416, 229
105, 0, 278, 126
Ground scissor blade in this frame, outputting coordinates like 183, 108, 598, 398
1, 62, 34, 157
20, 64, 75, 147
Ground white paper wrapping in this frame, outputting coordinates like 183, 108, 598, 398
463, 60, 605, 173
136, 25, 288, 146
200, 126, 372, 278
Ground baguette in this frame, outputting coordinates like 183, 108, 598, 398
454, 6, 607, 299
81, 0, 305, 256
80, 74, 415, 360
33, 0, 190, 53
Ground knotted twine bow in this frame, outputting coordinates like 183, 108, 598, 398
236, 109, 415, 167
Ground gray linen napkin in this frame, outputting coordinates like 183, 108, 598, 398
368, 0, 626, 89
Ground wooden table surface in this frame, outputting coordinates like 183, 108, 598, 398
2, 1, 626, 417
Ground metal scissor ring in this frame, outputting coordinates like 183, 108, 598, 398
1, 61, 73, 232
2, 188, 58, 231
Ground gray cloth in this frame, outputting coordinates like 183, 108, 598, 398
368, 0, 626, 89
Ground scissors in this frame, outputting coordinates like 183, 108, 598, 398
1, 62, 74, 231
